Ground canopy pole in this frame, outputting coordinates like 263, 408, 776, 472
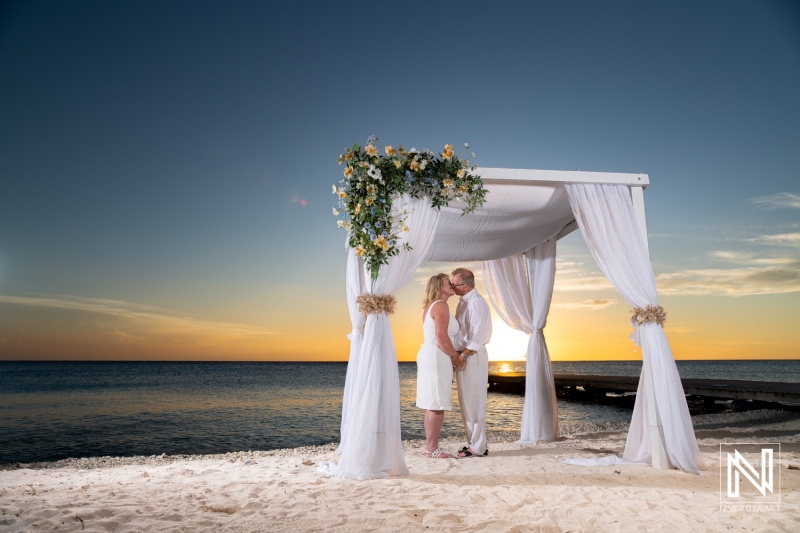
631, 186, 671, 470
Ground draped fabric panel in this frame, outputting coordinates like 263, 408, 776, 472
483, 254, 533, 334
565, 183, 705, 474
482, 238, 559, 443
426, 183, 574, 262
321, 194, 440, 480
335, 247, 367, 455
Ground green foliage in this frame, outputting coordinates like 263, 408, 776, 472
332, 138, 487, 279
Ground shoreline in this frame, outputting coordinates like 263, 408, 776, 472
2, 409, 797, 471
2, 409, 798, 532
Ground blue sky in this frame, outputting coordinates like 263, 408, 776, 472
1, 0, 798, 361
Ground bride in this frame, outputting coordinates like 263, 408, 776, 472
415, 273, 465, 458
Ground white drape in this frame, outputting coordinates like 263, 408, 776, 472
482, 239, 559, 443
565, 183, 705, 474
321, 194, 440, 480
335, 247, 367, 455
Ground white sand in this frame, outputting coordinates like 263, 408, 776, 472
2, 410, 798, 532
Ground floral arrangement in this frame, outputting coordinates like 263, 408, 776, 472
332, 136, 487, 278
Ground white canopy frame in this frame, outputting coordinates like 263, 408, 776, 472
323, 167, 703, 480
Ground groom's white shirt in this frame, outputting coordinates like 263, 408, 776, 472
454, 289, 492, 352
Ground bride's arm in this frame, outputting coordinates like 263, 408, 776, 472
431, 303, 465, 369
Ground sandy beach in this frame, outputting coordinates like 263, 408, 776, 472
1, 409, 798, 532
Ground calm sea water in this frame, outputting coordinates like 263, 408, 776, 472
1, 360, 798, 464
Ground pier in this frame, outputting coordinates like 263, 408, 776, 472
487, 373, 800, 411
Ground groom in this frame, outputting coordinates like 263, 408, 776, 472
451, 267, 492, 458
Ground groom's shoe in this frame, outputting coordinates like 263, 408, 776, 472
459, 446, 488, 455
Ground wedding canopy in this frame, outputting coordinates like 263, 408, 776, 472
320, 168, 706, 480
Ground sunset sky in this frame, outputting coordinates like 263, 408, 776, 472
1, 0, 798, 362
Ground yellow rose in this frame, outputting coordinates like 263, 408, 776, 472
365, 145, 378, 156
337, 188, 347, 199
344, 166, 354, 178
409, 160, 419, 171
355, 204, 361, 214
365, 197, 374, 206
442, 144, 454, 160
345, 151, 353, 160
385, 146, 396, 156
457, 168, 465, 178
366, 184, 376, 195
355, 245, 365, 257
443, 178, 454, 188
374, 235, 389, 251
393, 159, 401, 169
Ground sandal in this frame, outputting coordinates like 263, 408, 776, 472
425, 448, 455, 459
458, 448, 489, 458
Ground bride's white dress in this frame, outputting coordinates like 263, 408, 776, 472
416, 300, 458, 410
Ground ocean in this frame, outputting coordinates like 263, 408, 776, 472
1, 360, 798, 464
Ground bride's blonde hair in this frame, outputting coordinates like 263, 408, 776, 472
422, 273, 450, 308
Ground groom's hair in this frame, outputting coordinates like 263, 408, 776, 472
451, 268, 475, 288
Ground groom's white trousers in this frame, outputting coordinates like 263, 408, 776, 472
456, 347, 488, 455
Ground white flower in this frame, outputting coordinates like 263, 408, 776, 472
332, 208, 339, 216
464, 143, 469, 149
367, 165, 382, 182
332, 184, 337, 194
337, 220, 345, 228
419, 160, 427, 170
409, 147, 418, 154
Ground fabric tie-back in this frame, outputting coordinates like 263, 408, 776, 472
321, 194, 439, 480
565, 183, 705, 474
482, 238, 559, 443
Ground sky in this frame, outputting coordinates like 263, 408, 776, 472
1, 0, 798, 362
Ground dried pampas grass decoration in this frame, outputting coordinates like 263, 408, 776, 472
630, 305, 667, 327
357, 293, 397, 316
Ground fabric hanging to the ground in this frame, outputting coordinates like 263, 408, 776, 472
321, 194, 439, 480
482, 239, 560, 443
565, 182, 705, 474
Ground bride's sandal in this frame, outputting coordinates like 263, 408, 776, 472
424, 448, 455, 459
